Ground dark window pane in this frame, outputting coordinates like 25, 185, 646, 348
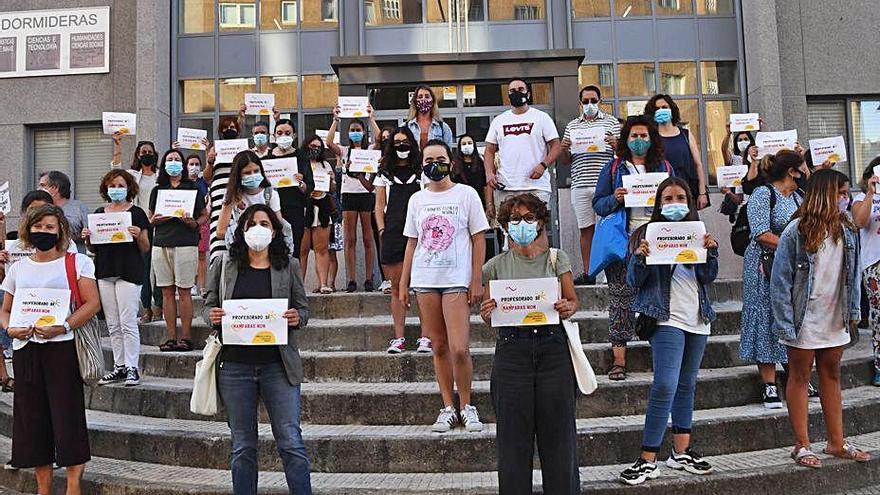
465, 115, 492, 142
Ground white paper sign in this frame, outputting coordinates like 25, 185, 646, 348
755, 130, 798, 158
873, 166, 880, 179
214, 138, 250, 163
348, 149, 381, 173
0, 181, 10, 214
729, 113, 760, 132
489, 277, 560, 327
154, 189, 197, 218
10, 288, 70, 330
244, 93, 275, 116
715, 165, 749, 189
87, 212, 132, 244
622, 173, 669, 208
646, 221, 707, 265
809, 136, 847, 165
4, 240, 33, 267
338, 96, 370, 118
222, 298, 289, 345
313, 173, 331, 192
626, 100, 648, 116
177, 128, 208, 150
316, 129, 340, 144
262, 158, 299, 188
570, 127, 606, 154
102, 112, 137, 135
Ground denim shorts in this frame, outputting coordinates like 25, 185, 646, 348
0, 328, 12, 350
412, 286, 468, 295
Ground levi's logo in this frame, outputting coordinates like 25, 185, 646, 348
502, 123, 534, 136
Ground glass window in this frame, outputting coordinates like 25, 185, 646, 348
465, 115, 492, 142
489, 0, 546, 21
701, 61, 738, 95
850, 100, 880, 174
370, 86, 413, 110
655, 0, 693, 16
427, 0, 485, 22
578, 64, 615, 98
619, 100, 648, 119
260, 76, 299, 109
659, 62, 697, 96
807, 101, 849, 175
302, 74, 338, 109
34, 127, 112, 210
697, 0, 733, 15
617, 63, 655, 97
219, 1, 256, 32
261, 0, 297, 29
304, 114, 335, 142
572, 0, 611, 18
220, 77, 257, 112
364, 0, 423, 26
303, 0, 339, 28
182, 79, 216, 114
181, 0, 215, 33
615, 0, 651, 17
704, 99, 738, 181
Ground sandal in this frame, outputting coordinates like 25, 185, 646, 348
139, 310, 154, 325
176, 339, 194, 352
608, 364, 627, 381
158, 339, 178, 352
320, 286, 333, 294
791, 446, 822, 468
823, 443, 871, 463
0, 377, 13, 393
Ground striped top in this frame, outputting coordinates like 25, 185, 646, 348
562, 112, 621, 188
208, 162, 231, 261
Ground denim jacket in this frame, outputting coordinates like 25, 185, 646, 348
770, 219, 861, 341
592, 158, 674, 229
407, 118, 454, 148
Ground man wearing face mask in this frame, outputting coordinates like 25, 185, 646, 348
251, 121, 272, 159
37, 171, 91, 253
561, 85, 622, 284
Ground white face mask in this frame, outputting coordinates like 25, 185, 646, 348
737, 140, 750, 153
243, 224, 273, 252
188, 164, 200, 177
460, 144, 474, 155
396, 150, 411, 159
276, 135, 294, 149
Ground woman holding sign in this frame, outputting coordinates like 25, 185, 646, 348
216, 151, 284, 244
203, 203, 312, 494
269, 118, 314, 259
480, 193, 580, 494
0, 205, 100, 494
299, 135, 336, 293
618, 177, 719, 485
851, 156, 880, 387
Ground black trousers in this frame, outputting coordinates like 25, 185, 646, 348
491, 326, 579, 495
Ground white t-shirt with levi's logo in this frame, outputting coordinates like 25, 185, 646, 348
485, 107, 559, 192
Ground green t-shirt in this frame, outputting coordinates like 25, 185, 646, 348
482, 248, 572, 284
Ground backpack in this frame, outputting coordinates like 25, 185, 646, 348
730, 185, 776, 257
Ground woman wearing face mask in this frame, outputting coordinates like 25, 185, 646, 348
375, 127, 432, 354
269, 119, 314, 259
149, 149, 209, 352
0, 205, 100, 495
82, 170, 151, 387
740, 150, 808, 408
592, 115, 674, 381
645, 95, 709, 210
619, 177, 719, 485
217, 151, 283, 244
186, 154, 211, 295
299, 135, 335, 293
722, 130, 756, 167
771, 169, 869, 468
251, 121, 272, 158
852, 156, 880, 387
207, 117, 245, 262
400, 139, 489, 433
453, 134, 490, 209
479, 193, 580, 494
203, 204, 312, 495
406, 85, 454, 149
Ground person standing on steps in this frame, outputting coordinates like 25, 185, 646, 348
406, 85, 454, 149
850, 156, 880, 387
37, 171, 90, 253
204, 204, 312, 495
268, 118, 314, 260
206, 117, 245, 263
771, 169, 871, 468
480, 193, 579, 494
298, 135, 336, 293
400, 139, 489, 433
186, 153, 211, 296
618, 177, 718, 486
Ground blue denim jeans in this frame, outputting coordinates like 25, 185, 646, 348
218, 360, 312, 495
641, 325, 708, 452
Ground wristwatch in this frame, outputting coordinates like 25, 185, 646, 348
63, 321, 71, 334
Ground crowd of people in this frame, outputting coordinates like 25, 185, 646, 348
0, 77, 877, 495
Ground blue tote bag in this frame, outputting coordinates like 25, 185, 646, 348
588, 208, 628, 278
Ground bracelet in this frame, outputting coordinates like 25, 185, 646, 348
539, 162, 547, 170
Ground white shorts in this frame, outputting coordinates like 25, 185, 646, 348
152, 246, 198, 288
570, 187, 597, 229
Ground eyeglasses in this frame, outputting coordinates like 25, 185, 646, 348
509, 213, 538, 223
581, 98, 599, 104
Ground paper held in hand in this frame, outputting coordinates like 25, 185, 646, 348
0, 181, 10, 214
154, 189, 197, 218
214, 138, 250, 163
729, 113, 760, 132
621, 172, 668, 208
646, 221, 707, 265
338, 96, 370, 119
262, 158, 299, 188
10, 288, 71, 331
755, 130, 798, 158
348, 149, 381, 173
715, 165, 749, 189
809, 135, 847, 165
102, 112, 137, 135
87, 212, 133, 244
569, 127, 606, 154
244, 93, 275, 116
489, 277, 560, 327
177, 128, 208, 150
222, 298, 289, 345
313, 173, 331, 192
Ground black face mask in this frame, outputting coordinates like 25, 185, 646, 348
794, 172, 808, 190
423, 161, 451, 182
508, 91, 528, 108
139, 153, 157, 166
395, 143, 412, 153
222, 128, 239, 140
30, 232, 58, 252
308, 148, 322, 161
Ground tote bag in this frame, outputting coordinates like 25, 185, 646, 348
190, 255, 227, 416
64, 253, 105, 385
588, 208, 628, 279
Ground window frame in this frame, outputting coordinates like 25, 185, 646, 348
29, 123, 112, 208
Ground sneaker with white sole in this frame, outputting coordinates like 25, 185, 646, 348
619, 457, 659, 486
378, 280, 392, 294
98, 366, 127, 385
125, 367, 140, 386
460, 404, 483, 432
666, 447, 713, 475
431, 406, 459, 433
763, 383, 783, 409
416, 337, 432, 353
387, 338, 406, 354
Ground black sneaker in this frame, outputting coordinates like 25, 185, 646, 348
125, 367, 140, 387
98, 366, 127, 385
763, 383, 784, 409
808, 383, 820, 400
363, 279, 374, 292
666, 447, 714, 475
345, 281, 357, 293
619, 457, 658, 486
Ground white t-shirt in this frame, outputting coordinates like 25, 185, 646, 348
233, 188, 281, 219
403, 184, 490, 288
127, 169, 158, 214
485, 107, 559, 192
0, 253, 95, 350
3, 239, 78, 268
665, 266, 710, 336
624, 162, 653, 234
853, 192, 880, 272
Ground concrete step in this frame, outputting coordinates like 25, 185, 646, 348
138, 301, 744, 352
0, 430, 876, 494
80, 336, 876, 425
112, 334, 749, 381
1, 387, 877, 474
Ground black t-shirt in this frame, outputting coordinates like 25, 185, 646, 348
270, 147, 314, 212
148, 180, 206, 247
220, 265, 282, 364
92, 205, 151, 284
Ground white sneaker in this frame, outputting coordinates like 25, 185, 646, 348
431, 406, 459, 433
386, 338, 406, 354
379, 280, 392, 294
460, 404, 483, 432
416, 337, 432, 353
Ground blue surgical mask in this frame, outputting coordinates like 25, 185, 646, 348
241, 173, 264, 189
654, 108, 673, 124
253, 133, 268, 147
661, 203, 690, 221
349, 131, 364, 143
507, 220, 540, 246
107, 187, 127, 202
165, 160, 184, 176
627, 138, 651, 156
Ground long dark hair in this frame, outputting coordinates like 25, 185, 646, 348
628, 177, 698, 253
645, 94, 681, 125
131, 140, 157, 171
732, 131, 756, 162
379, 126, 421, 178
859, 155, 880, 192
20, 190, 53, 213
616, 115, 666, 171
156, 149, 191, 187
228, 203, 290, 270
453, 133, 484, 183
348, 119, 368, 149
225, 150, 271, 206
300, 134, 329, 162
764, 149, 805, 182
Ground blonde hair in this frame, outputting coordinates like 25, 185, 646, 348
18, 204, 71, 252
407, 85, 442, 121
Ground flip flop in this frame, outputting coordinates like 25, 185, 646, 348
791, 446, 822, 469
823, 443, 871, 463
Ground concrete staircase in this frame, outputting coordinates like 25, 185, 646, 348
0, 280, 878, 494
